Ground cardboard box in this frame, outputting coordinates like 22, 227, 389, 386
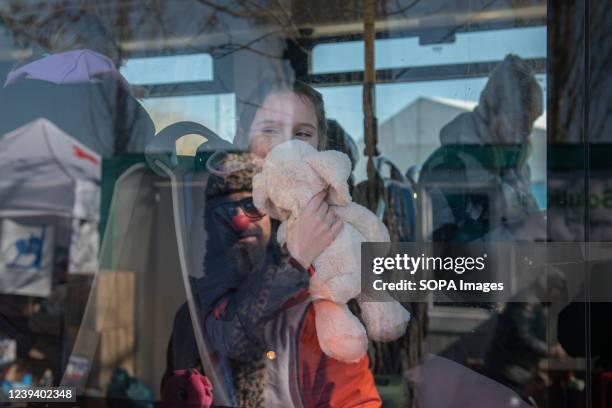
66, 271, 135, 331
63, 271, 135, 391
92, 271, 135, 331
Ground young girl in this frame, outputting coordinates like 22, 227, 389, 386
234, 79, 327, 156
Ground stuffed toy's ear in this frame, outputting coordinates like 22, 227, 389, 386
252, 172, 288, 220
306, 150, 352, 206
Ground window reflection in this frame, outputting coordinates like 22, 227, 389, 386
0, 1, 602, 407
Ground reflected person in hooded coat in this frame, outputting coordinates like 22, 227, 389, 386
419, 54, 544, 243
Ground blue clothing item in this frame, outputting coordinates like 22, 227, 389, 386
5, 49, 126, 88
0, 74, 154, 157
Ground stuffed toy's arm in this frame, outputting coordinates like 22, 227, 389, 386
276, 220, 288, 246
333, 202, 390, 243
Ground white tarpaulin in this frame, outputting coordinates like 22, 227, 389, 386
0, 119, 101, 283
0, 219, 54, 297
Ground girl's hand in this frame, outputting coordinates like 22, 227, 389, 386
286, 191, 343, 268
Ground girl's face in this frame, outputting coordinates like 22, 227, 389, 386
248, 91, 319, 158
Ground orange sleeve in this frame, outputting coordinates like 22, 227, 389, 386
299, 304, 382, 408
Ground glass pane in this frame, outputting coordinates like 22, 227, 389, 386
141, 94, 235, 141
120, 53, 213, 85
320, 75, 547, 205
313, 26, 547, 74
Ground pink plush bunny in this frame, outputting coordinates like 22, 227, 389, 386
253, 139, 410, 363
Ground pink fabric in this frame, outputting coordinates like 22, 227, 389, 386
161, 368, 213, 407
4, 49, 129, 88
212, 296, 230, 320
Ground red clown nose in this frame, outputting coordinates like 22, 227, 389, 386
231, 213, 251, 231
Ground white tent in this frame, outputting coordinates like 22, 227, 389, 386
0, 119, 101, 296
0, 118, 101, 220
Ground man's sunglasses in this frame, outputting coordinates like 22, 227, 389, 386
211, 197, 265, 220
